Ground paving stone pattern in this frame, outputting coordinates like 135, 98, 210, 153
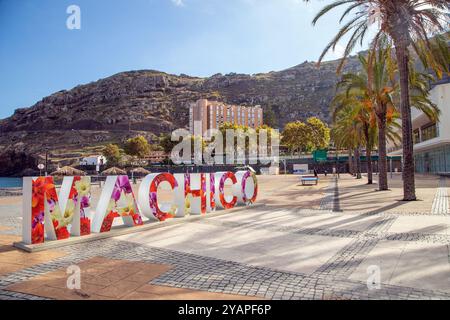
2, 211, 450, 300
2, 177, 450, 300
432, 178, 449, 215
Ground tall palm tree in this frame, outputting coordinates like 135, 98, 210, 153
305, 0, 449, 200
333, 99, 402, 184
332, 92, 376, 184
335, 47, 398, 190
334, 47, 439, 190
332, 105, 365, 180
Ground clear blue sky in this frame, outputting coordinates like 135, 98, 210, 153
0, 0, 369, 119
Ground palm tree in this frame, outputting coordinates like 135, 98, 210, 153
335, 47, 398, 190
334, 47, 439, 190
332, 105, 365, 180
332, 92, 376, 184
333, 99, 403, 185
306, 0, 449, 200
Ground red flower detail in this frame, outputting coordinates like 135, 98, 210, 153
32, 223, 44, 244
68, 177, 81, 199
69, 187, 77, 199
32, 201, 44, 218
55, 226, 70, 240
131, 213, 143, 226
100, 211, 119, 233
80, 217, 91, 236
32, 178, 46, 213
44, 177, 57, 200
52, 220, 69, 240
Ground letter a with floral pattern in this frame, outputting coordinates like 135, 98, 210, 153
91, 175, 143, 233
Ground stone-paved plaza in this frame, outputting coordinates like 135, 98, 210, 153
0, 174, 449, 300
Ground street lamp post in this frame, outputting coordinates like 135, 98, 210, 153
44, 149, 49, 176
37, 163, 45, 177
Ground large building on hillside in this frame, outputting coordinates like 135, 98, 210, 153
189, 99, 263, 137
388, 73, 450, 173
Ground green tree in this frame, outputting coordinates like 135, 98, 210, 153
264, 105, 278, 128
334, 48, 397, 188
306, 0, 449, 200
306, 117, 330, 151
124, 136, 151, 159
332, 97, 375, 183
334, 47, 439, 189
102, 144, 121, 166
159, 132, 206, 162
219, 122, 249, 156
159, 133, 178, 154
257, 124, 279, 148
281, 121, 311, 154
190, 135, 206, 152
281, 118, 330, 155
218, 123, 277, 162
332, 106, 364, 179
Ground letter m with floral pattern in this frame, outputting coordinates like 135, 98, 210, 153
22, 176, 92, 245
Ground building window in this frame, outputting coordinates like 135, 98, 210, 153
421, 123, 438, 142
413, 129, 420, 144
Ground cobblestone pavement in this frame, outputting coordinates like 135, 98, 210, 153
1, 207, 450, 300
319, 177, 338, 212
1, 175, 450, 300
0, 216, 22, 235
432, 178, 449, 215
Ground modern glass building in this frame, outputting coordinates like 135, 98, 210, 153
388, 73, 450, 174
414, 145, 450, 173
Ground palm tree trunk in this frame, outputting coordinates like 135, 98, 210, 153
348, 149, 353, 175
395, 43, 416, 200
366, 148, 373, 184
354, 147, 362, 179
376, 110, 388, 191
364, 126, 373, 185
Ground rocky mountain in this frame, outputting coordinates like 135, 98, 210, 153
0, 55, 361, 162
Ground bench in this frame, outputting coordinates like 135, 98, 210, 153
301, 176, 319, 186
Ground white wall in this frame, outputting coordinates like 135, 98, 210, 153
388, 81, 450, 155
80, 156, 107, 166
429, 83, 450, 140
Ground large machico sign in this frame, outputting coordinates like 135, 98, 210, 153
21, 171, 258, 246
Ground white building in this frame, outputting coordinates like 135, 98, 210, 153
388, 74, 450, 173
80, 155, 107, 166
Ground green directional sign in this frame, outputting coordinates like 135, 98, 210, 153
313, 150, 328, 162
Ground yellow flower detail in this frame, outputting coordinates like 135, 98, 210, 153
75, 178, 90, 196
61, 201, 75, 226
51, 206, 62, 222
119, 199, 135, 217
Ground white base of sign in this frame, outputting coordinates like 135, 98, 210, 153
14, 203, 264, 252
